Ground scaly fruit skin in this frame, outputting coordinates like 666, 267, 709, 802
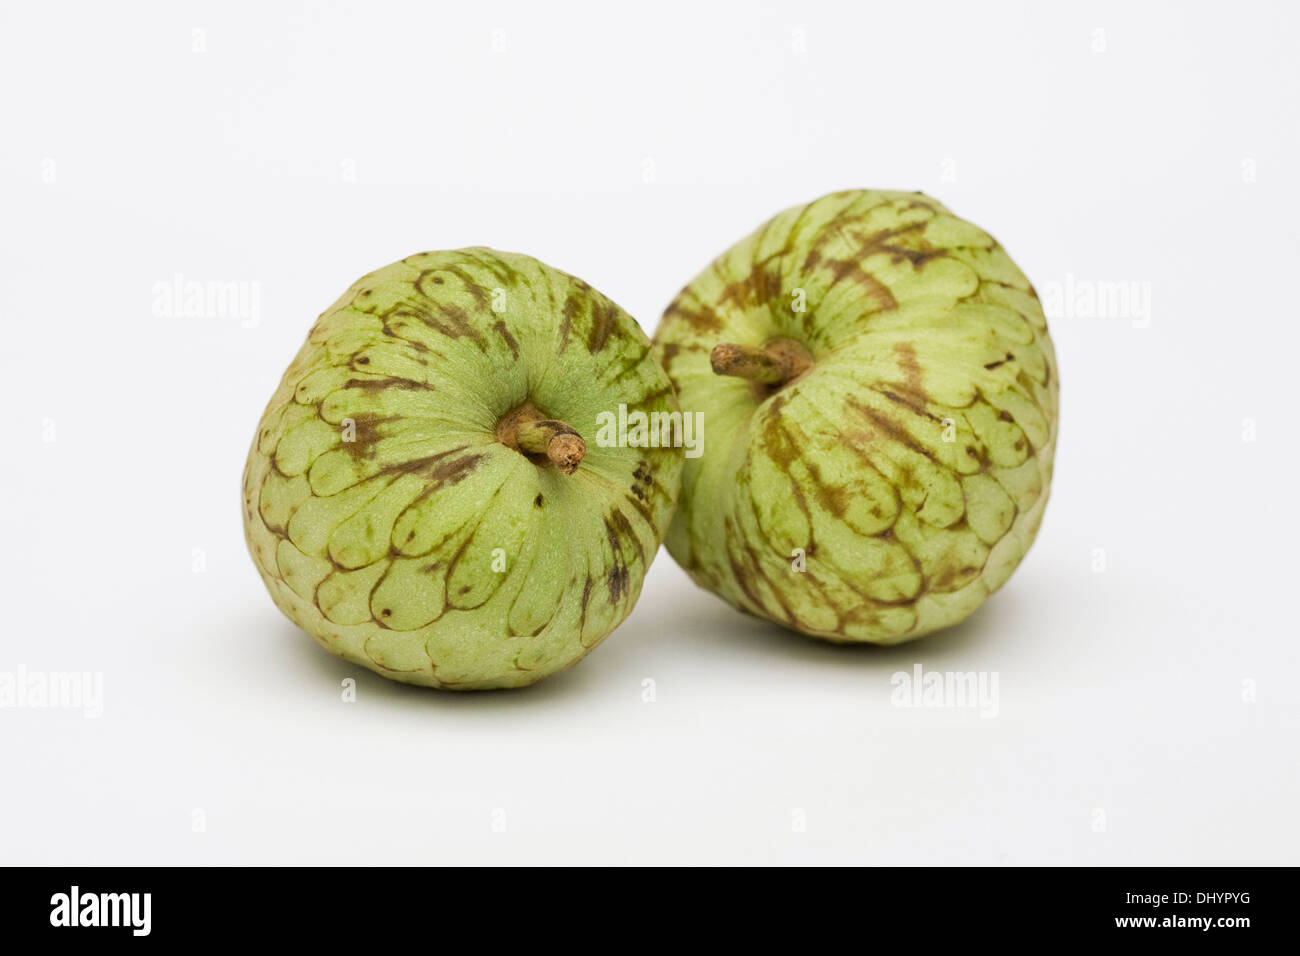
653, 190, 1058, 644
243, 249, 681, 689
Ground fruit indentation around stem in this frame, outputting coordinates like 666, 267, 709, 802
496, 402, 586, 475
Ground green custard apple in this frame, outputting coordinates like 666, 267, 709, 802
653, 190, 1058, 644
243, 249, 682, 689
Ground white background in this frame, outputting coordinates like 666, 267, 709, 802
2, 0, 1297, 865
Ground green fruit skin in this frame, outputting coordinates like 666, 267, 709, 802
653, 190, 1058, 644
243, 249, 682, 689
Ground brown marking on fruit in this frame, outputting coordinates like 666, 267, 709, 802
578, 576, 594, 631
628, 459, 655, 503
606, 513, 645, 610
257, 487, 287, 537
343, 376, 429, 394
844, 396, 935, 462
664, 301, 723, 333
832, 434, 904, 541
759, 397, 840, 533
433, 526, 477, 604
622, 493, 655, 526
607, 566, 629, 604
603, 518, 629, 604
793, 568, 849, 635
800, 455, 848, 519
435, 302, 488, 348
786, 469, 817, 548
603, 346, 653, 387
492, 320, 520, 359
813, 216, 948, 307
876, 233, 947, 269
587, 299, 620, 354
639, 384, 676, 406
339, 413, 389, 461
984, 352, 1014, 370
931, 563, 980, 593
725, 540, 765, 612
816, 216, 928, 266
472, 250, 522, 287
879, 390, 945, 426
875, 347, 939, 426
757, 420, 793, 470
719, 261, 786, 314
559, 296, 578, 347
395, 298, 488, 349
373, 445, 482, 489
803, 250, 898, 312
894, 343, 926, 406
610, 509, 645, 565
738, 533, 798, 626
534, 494, 544, 507
416, 264, 495, 312
421, 451, 484, 486
445, 267, 491, 310
902, 197, 938, 213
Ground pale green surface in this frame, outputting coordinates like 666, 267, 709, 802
244, 249, 682, 689
654, 191, 1059, 643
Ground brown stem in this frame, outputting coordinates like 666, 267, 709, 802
496, 403, 586, 475
710, 338, 813, 386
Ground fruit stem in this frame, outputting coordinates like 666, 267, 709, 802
497, 403, 586, 475
710, 339, 813, 386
